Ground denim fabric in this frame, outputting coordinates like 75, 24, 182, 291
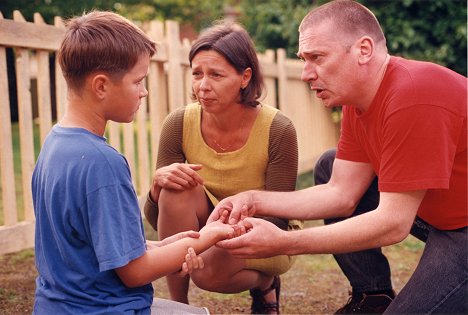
313, 148, 468, 313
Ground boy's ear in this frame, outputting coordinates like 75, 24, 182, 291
91, 74, 110, 99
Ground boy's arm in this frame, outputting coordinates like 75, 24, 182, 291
115, 221, 233, 287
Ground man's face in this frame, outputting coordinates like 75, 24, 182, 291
297, 21, 359, 108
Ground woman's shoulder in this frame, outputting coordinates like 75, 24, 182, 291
268, 108, 294, 129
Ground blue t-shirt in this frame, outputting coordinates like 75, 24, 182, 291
32, 125, 153, 314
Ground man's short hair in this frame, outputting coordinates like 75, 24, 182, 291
300, 0, 386, 47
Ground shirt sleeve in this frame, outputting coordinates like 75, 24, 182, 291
143, 108, 185, 220
87, 183, 146, 272
156, 108, 186, 169
336, 106, 370, 163
378, 104, 463, 192
263, 112, 299, 230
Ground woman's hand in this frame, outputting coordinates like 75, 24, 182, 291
154, 163, 204, 190
149, 163, 204, 202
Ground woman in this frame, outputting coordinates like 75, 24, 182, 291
144, 20, 300, 314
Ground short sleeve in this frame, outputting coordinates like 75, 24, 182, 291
87, 183, 146, 272
379, 105, 463, 191
336, 106, 370, 163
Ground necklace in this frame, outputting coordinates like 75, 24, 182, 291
212, 137, 234, 152
208, 113, 248, 152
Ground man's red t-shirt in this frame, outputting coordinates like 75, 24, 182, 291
337, 57, 467, 230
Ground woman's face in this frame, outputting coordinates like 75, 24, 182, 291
191, 50, 251, 113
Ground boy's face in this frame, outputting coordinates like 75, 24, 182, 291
105, 55, 150, 123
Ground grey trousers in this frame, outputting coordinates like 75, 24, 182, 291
151, 298, 210, 314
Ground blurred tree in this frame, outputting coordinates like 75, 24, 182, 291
363, 0, 466, 76
0, 0, 127, 22
0, 0, 224, 32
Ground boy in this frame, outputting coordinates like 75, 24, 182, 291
32, 11, 234, 314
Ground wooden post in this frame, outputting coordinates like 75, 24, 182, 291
0, 12, 18, 226
147, 20, 168, 168
13, 10, 35, 222
54, 16, 66, 121
123, 122, 136, 187
34, 13, 52, 145
136, 84, 150, 195
166, 20, 184, 112
258, 49, 277, 108
276, 48, 288, 112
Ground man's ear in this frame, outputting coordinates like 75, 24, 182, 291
91, 73, 109, 99
357, 36, 374, 65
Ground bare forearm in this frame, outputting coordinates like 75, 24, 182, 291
251, 184, 356, 220
117, 229, 221, 287
281, 209, 409, 256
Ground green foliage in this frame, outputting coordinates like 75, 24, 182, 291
0, 0, 126, 22
362, 0, 467, 75
239, 0, 319, 57
0, 0, 223, 30
116, 0, 225, 29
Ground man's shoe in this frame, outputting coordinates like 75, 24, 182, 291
335, 293, 394, 314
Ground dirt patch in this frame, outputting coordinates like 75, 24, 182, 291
0, 235, 423, 314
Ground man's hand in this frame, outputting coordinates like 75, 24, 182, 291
207, 191, 256, 225
216, 217, 286, 258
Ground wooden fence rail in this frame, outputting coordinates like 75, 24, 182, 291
0, 11, 339, 255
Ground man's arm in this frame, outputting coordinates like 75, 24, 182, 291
217, 189, 425, 258
210, 158, 376, 223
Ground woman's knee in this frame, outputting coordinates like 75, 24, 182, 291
159, 185, 206, 215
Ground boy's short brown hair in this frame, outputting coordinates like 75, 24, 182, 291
57, 11, 157, 91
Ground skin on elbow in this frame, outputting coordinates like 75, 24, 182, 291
116, 270, 146, 288
387, 223, 411, 245
379, 215, 413, 246
115, 262, 150, 288
335, 198, 360, 218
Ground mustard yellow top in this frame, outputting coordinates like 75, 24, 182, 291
144, 102, 299, 230
182, 103, 278, 204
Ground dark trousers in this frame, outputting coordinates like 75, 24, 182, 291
313, 149, 468, 313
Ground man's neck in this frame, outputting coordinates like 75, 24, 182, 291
354, 53, 390, 113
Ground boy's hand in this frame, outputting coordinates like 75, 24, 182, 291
174, 247, 204, 277
200, 220, 235, 242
